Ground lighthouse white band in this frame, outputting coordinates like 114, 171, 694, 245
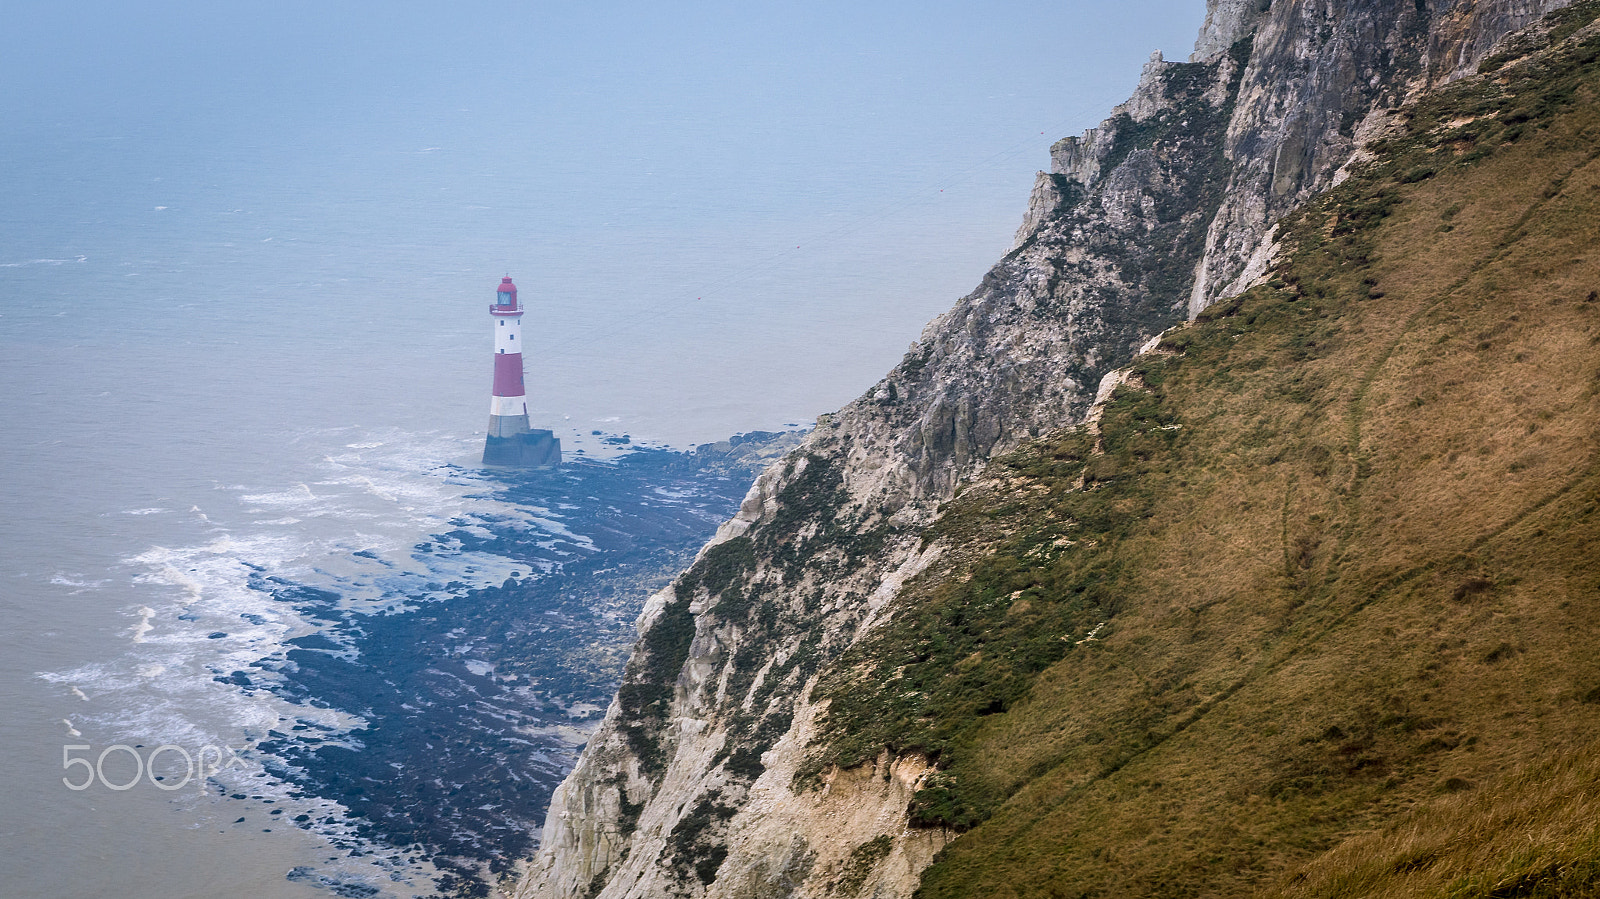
495, 317, 522, 354
490, 394, 528, 416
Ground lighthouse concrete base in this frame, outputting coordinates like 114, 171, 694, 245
483, 429, 561, 468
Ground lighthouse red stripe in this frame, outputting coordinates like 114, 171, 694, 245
493, 352, 526, 397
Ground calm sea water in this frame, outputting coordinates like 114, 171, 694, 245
0, 4, 1208, 894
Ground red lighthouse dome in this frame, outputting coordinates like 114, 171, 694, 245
491, 276, 521, 316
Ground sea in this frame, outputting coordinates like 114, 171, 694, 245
0, 4, 1206, 895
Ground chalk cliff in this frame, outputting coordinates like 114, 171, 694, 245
515, 2, 1585, 897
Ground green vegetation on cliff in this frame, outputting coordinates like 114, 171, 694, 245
809, 5, 1600, 896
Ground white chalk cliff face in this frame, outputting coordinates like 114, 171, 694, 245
517, 2, 1570, 897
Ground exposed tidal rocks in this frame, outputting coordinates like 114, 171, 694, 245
239, 435, 801, 894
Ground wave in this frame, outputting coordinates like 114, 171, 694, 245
0, 255, 87, 267
36, 426, 558, 889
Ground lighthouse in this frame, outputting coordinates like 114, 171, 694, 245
482, 276, 561, 467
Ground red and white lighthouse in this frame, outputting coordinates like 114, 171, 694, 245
482, 276, 560, 467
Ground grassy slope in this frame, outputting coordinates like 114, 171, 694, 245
809, 6, 1600, 897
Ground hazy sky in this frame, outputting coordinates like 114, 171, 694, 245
4, 1, 1208, 214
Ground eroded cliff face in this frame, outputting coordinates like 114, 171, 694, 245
517, 2, 1572, 898
1188, 0, 1569, 313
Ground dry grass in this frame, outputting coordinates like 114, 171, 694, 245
1263, 744, 1600, 899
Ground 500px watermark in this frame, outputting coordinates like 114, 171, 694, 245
62, 743, 247, 792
